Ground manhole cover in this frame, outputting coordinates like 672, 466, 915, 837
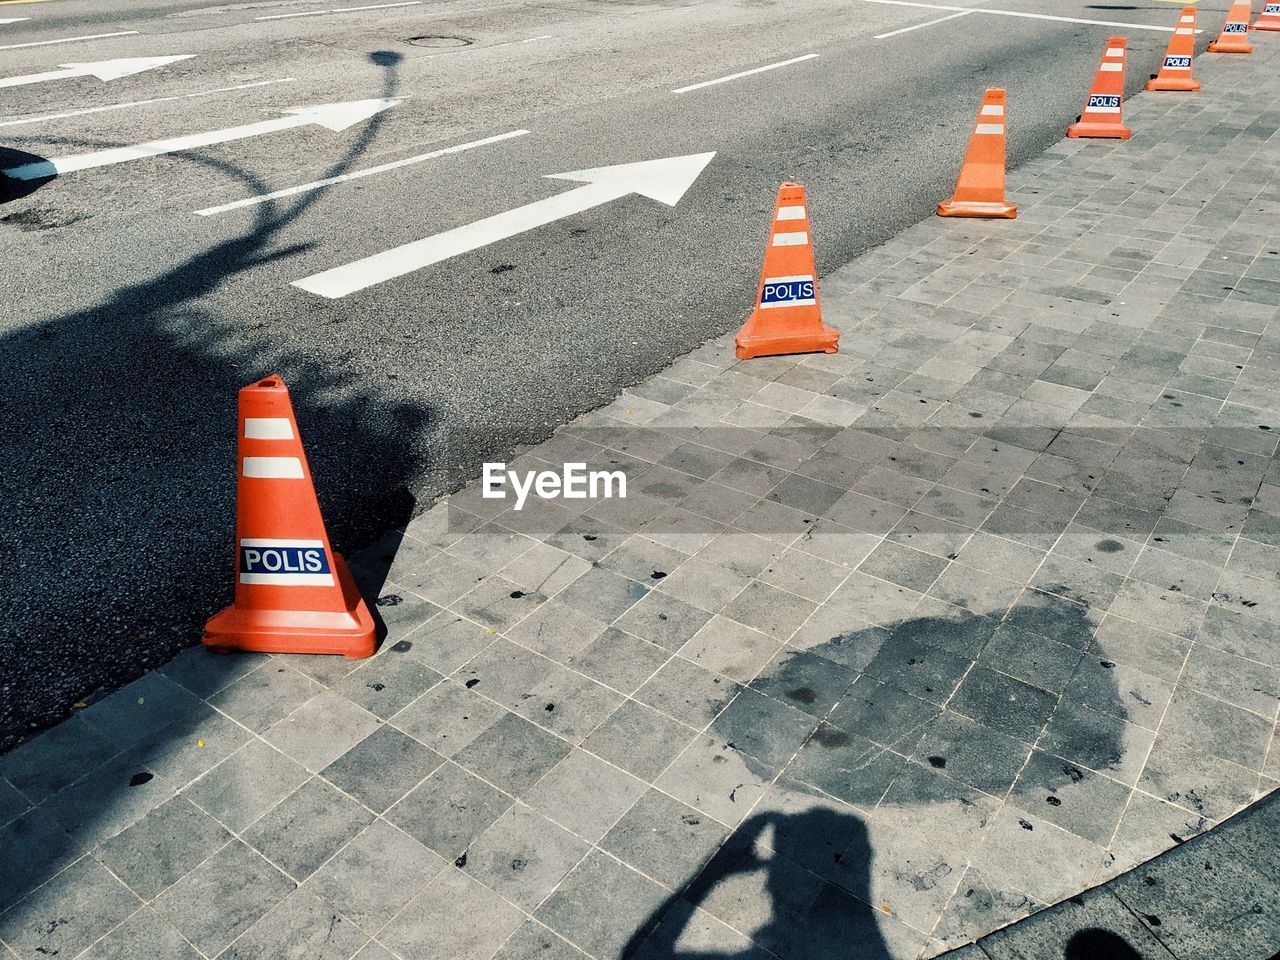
405, 35, 473, 48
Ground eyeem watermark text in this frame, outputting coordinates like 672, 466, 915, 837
482, 462, 627, 510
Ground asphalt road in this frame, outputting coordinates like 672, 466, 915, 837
0, 0, 1228, 748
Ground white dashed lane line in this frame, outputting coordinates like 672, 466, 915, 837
0, 30, 139, 50
253, 1, 420, 21
194, 129, 531, 216
672, 53, 820, 95
0, 78, 297, 129
875, 9, 973, 38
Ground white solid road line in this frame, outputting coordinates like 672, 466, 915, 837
3, 98, 400, 181
672, 53, 820, 94
0, 30, 140, 51
857, 0, 1187, 32
875, 9, 973, 38
196, 129, 530, 216
255, 1, 419, 20
293, 152, 716, 299
0, 18, 31, 25
0, 78, 296, 129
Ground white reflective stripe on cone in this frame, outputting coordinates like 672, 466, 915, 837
974, 123, 1004, 135
772, 231, 808, 246
244, 418, 295, 440
776, 205, 807, 221
243, 456, 304, 478
980, 104, 1005, 116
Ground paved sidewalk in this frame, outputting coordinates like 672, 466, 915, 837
3, 34, 1280, 960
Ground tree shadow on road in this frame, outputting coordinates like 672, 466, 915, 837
0, 51, 428, 751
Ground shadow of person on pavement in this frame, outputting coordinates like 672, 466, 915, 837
624, 808, 891, 960
1065, 928, 1145, 959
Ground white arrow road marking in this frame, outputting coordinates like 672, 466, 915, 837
293, 151, 716, 299
0, 30, 140, 51
0, 55, 193, 90
1, 98, 400, 181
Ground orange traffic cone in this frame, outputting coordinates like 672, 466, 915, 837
1209, 0, 1253, 51
937, 88, 1016, 219
1068, 37, 1132, 139
203, 375, 375, 658
1253, 0, 1280, 31
1147, 8, 1201, 91
734, 183, 839, 360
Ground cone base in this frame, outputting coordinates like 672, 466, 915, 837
1067, 121, 1132, 140
937, 198, 1017, 219
1207, 40, 1252, 52
202, 555, 376, 659
1146, 77, 1200, 92
735, 320, 840, 360
1251, 22, 1280, 30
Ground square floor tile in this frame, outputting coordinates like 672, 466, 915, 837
306, 819, 444, 931
387, 761, 513, 859
464, 804, 590, 910
581, 700, 696, 781
322, 725, 444, 813
333, 652, 444, 720
152, 840, 294, 958
0, 857, 140, 960
601, 789, 729, 889
634, 657, 743, 728
96, 796, 231, 899
454, 712, 571, 795
184, 740, 309, 832
949, 665, 1059, 744
0, 809, 84, 912
219, 888, 368, 960
567, 628, 671, 695
263, 690, 382, 773
77, 906, 201, 960
392, 680, 506, 757
614, 592, 715, 651
242, 778, 374, 880
1010, 749, 1132, 845
709, 689, 816, 772
522, 749, 647, 843
380, 867, 524, 960
208, 664, 322, 733
749, 647, 856, 717
679, 616, 780, 683
535, 851, 669, 958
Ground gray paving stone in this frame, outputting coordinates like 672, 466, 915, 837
492, 920, 591, 960
708, 688, 815, 772
183, 740, 309, 832
207, 663, 322, 733
511, 665, 625, 744
220, 888, 368, 960
0, 779, 28, 829
78, 673, 203, 752
0, 858, 140, 960
77, 906, 202, 960
306, 819, 443, 931
0, 716, 116, 803
332, 650, 444, 719
42, 752, 176, 846
454, 711, 571, 795
380, 868, 524, 960
242, 777, 374, 880
151, 841, 294, 958
392, 679, 506, 757
387, 760, 513, 859
321, 724, 443, 813
634, 655, 743, 729
535, 851, 670, 958
566, 627, 670, 695
581, 699, 696, 781
95, 796, 231, 900
0, 808, 84, 912
463, 803, 589, 910
601, 788, 729, 890
262, 689, 382, 773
